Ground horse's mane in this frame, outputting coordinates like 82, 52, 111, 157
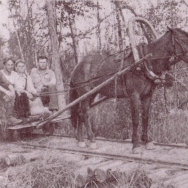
150, 28, 188, 47
173, 28, 188, 37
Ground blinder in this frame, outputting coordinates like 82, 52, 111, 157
136, 32, 187, 85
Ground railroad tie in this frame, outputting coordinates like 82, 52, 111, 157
163, 172, 188, 187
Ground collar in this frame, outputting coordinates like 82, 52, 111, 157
17, 72, 27, 79
137, 44, 165, 84
2, 69, 12, 76
36, 67, 50, 75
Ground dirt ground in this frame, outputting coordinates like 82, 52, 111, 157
0, 135, 188, 188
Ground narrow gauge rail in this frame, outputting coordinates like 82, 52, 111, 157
31, 133, 188, 150
17, 135, 188, 170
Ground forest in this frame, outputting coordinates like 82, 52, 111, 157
1, 0, 188, 144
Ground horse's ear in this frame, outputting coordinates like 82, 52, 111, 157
167, 26, 173, 32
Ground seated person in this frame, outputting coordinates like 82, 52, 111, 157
14, 60, 51, 119
1, 58, 18, 85
14, 60, 38, 118
1, 58, 22, 124
30, 56, 58, 113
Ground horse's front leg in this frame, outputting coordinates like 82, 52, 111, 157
130, 93, 142, 154
81, 100, 97, 149
77, 115, 87, 148
141, 95, 156, 150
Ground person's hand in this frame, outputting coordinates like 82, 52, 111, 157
33, 92, 39, 97
5, 90, 14, 99
25, 91, 33, 99
17, 91, 21, 96
17, 89, 25, 96
42, 84, 48, 90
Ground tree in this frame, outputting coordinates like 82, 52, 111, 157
8, 0, 34, 67
46, 0, 67, 111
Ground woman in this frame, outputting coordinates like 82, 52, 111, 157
1, 58, 22, 124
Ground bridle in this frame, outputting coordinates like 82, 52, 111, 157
139, 32, 187, 84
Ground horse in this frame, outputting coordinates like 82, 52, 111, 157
69, 28, 188, 154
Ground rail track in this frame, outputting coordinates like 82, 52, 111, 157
19, 139, 188, 170
14, 133, 188, 170
14, 133, 188, 169
31, 132, 188, 149
4, 134, 188, 188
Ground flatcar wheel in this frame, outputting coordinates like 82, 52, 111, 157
42, 123, 54, 136
12, 130, 21, 141
21, 128, 34, 140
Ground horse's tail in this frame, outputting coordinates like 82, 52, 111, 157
69, 81, 79, 128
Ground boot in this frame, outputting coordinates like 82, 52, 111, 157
8, 116, 22, 125
4, 99, 22, 125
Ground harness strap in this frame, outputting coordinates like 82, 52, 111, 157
143, 44, 161, 79
137, 44, 168, 84
138, 44, 159, 80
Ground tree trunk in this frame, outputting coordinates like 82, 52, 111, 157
96, 0, 102, 52
114, 1, 124, 68
46, 0, 67, 111
69, 15, 80, 64
114, 2, 123, 52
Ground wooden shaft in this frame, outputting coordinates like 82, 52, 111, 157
90, 96, 109, 108
128, 17, 158, 62
36, 53, 152, 129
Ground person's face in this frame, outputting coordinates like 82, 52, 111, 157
16, 62, 26, 73
4, 60, 14, 73
38, 58, 48, 70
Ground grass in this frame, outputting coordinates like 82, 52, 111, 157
57, 98, 188, 145
0, 151, 77, 188
57, 84, 188, 145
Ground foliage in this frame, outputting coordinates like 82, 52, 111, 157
145, 0, 188, 34
1, 155, 77, 188
5, 0, 188, 144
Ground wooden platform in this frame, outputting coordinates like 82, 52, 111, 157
7, 116, 69, 130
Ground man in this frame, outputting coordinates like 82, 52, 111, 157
0, 58, 22, 124
30, 56, 58, 112
1, 58, 18, 85
14, 60, 39, 118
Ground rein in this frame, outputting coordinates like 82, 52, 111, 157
137, 33, 186, 84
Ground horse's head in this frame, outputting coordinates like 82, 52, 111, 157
146, 28, 188, 77
140, 28, 188, 85
167, 27, 188, 64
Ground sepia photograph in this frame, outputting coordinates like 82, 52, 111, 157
0, 0, 188, 187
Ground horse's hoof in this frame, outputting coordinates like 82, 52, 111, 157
89, 142, 98, 150
78, 141, 87, 148
132, 146, 143, 154
145, 141, 156, 150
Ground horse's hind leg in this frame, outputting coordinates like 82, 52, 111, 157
141, 95, 156, 150
75, 112, 87, 148
77, 122, 87, 148
81, 100, 97, 149
130, 93, 142, 154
